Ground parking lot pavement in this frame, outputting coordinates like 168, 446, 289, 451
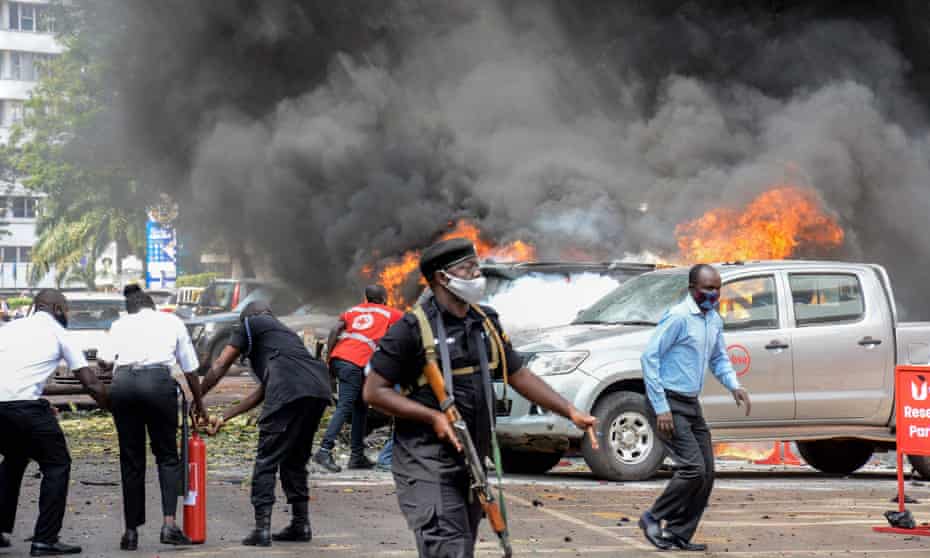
4, 457, 930, 557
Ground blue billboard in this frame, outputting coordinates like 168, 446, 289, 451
146, 217, 177, 289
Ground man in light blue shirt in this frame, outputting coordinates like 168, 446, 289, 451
638, 264, 751, 552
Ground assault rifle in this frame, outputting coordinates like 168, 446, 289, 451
422, 358, 513, 558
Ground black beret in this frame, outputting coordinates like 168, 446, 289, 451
123, 284, 143, 297
420, 238, 477, 278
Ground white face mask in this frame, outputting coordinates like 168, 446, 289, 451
441, 271, 486, 305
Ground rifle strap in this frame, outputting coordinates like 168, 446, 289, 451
431, 299, 455, 405
411, 304, 454, 411
469, 304, 509, 402
474, 327, 509, 527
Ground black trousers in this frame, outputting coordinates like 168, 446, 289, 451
110, 366, 181, 529
251, 397, 327, 511
0, 400, 71, 543
648, 393, 715, 541
396, 472, 483, 558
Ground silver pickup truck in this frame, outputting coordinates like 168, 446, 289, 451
495, 260, 930, 481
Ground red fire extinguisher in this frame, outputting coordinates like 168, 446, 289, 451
184, 430, 207, 543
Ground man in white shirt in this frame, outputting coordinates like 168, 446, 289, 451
97, 285, 204, 551
0, 289, 109, 556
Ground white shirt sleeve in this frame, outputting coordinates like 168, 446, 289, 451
173, 316, 200, 373
57, 328, 89, 371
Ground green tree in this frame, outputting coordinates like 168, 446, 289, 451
3, 3, 148, 289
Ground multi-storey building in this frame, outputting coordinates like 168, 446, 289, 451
0, 1, 60, 290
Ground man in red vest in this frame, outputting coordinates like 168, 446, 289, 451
314, 285, 402, 472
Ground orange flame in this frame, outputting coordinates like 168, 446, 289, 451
370, 220, 537, 308
675, 186, 844, 263
713, 442, 776, 461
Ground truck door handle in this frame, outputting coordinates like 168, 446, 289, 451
858, 336, 882, 347
765, 340, 789, 350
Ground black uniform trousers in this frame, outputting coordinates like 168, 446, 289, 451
0, 400, 71, 543
110, 366, 181, 529
251, 396, 327, 511
396, 471, 483, 558
648, 392, 715, 541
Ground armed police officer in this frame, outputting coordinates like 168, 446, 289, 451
364, 238, 597, 558
0, 289, 109, 556
97, 284, 205, 551
199, 300, 332, 547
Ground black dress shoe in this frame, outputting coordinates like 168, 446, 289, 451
160, 525, 192, 546
0, 533, 10, 548
638, 512, 674, 551
120, 529, 138, 551
29, 541, 82, 556
663, 531, 707, 552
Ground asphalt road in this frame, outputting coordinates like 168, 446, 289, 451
3, 459, 930, 557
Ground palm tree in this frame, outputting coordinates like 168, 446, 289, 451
29, 192, 145, 289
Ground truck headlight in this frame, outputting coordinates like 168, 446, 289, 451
527, 351, 588, 376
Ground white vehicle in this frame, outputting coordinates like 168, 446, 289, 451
45, 292, 125, 394
495, 261, 930, 480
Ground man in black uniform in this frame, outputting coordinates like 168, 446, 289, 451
364, 238, 597, 558
199, 300, 332, 547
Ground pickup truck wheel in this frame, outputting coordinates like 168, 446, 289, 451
582, 391, 665, 481
795, 440, 873, 475
908, 455, 930, 480
500, 449, 565, 475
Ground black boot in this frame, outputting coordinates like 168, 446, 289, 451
272, 501, 312, 542
242, 507, 272, 547
312, 449, 341, 473
347, 454, 375, 470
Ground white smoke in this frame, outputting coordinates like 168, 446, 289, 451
487, 272, 621, 332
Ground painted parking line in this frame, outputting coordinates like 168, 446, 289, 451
506, 492, 677, 555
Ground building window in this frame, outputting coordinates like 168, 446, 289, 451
1, 246, 18, 263
19, 246, 31, 263
8, 52, 51, 81
11, 196, 36, 218
9, 3, 53, 32
7, 100, 23, 125
0, 197, 7, 218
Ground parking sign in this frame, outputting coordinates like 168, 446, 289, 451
896, 366, 930, 456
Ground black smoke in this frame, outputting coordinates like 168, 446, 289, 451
78, 1, 930, 316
